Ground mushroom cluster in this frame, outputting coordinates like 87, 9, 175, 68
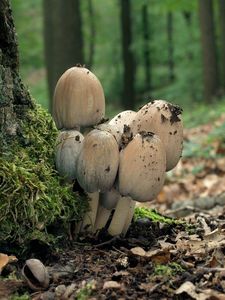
53, 66, 183, 237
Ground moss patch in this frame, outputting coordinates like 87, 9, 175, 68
134, 207, 185, 225
0, 104, 88, 247
153, 262, 185, 277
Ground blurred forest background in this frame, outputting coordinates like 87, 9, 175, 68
10, 0, 225, 127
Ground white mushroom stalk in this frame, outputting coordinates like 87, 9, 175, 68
81, 192, 99, 232
107, 196, 132, 236
94, 188, 120, 232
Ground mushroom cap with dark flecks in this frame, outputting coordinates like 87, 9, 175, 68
76, 129, 119, 193
118, 131, 166, 202
132, 100, 183, 171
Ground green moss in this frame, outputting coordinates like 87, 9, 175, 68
154, 262, 185, 277
10, 294, 30, 300
134, 207, 185, 225
0, 104, 88, 246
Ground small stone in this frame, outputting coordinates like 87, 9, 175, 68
103, 281, 121, 289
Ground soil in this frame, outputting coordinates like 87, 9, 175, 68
1, 209, 225, 300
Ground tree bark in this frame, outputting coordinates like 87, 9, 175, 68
0, 0, 32, 137
120, 0, 135, 110
142, 3, 151, 91
199, 0, 219, 102
219, 0, 225, 91
167, 12, 175, 82
43, 0, 84, 111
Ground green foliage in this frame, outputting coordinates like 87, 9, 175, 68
153, 262, 185, 277
10, 0, 207, 113
10, 294, 30, 300
134, 207, 184, 225
0, 104, 88, 246
76, 280, 95, 300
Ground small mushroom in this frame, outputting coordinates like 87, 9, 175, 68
132, 100, 183, 171
76, 129, 119, 192
55, 130, 84, 182
22, 259, 49, 291
94, 188, 120, 231
118, 132, 166, 201
53, 66, 105, 129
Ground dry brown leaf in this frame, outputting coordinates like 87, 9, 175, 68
0, 253, 17, 274
130, 247, 146, 257
103, 281, 121, 289
175, 281, 202, 299
176, 282, 225, 300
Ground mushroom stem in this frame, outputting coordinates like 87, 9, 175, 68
81, 192, 99, 232
107, 196, 131, 236
94, 205, 112, 232
122, 199, 136, 236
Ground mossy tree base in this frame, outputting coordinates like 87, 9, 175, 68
0, 0, 88, 250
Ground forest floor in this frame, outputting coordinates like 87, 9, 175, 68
1, 115, 225, 300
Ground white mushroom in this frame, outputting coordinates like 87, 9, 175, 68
118, 132, 166, 202
109, 110, 136, 133
55, 130, 84, 182
132, 100, 183, 171
53, 66, 105, 129
76, 129, 119, 193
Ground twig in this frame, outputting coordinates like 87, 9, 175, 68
94, 236, 119, 248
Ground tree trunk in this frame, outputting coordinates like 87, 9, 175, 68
219, 0, 225, 91
120, 0, 135, 110
199, 0, 219, 102
87, 0, 95, 69
43, 0, 84, 111
167, 12, 175, 82
0, 0, 32, 137
142, 3, 151, 91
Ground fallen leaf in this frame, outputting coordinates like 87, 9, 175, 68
0, 253, 17, 274
130, 247, 146, 257
103, 281, 121, 289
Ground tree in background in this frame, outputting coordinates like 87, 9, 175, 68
219, 0, 225, 92
120, 0, 135, 110
87, 0, 95, 69
199, 0, 219, 102
167, 11, 175, 82
0, 0, 31, 136
43, 0, 84, 111
142, 2, 151, 91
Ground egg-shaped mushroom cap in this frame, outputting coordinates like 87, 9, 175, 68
55, 130, 84, 182
96, 123, 121, 145
118, 132, 166, 202
76, 129, 119, 193
132, 100, 183, 171
109, 110, 136, 134
53, 67, 105, 129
